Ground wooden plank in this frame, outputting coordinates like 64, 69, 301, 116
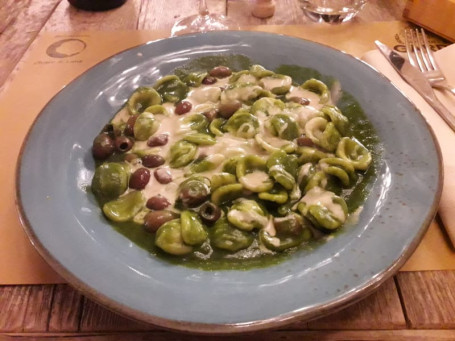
306, 278, 405, 330
42, 0, 142, 32
79, 297, 159, 332
53, 278, 404, 333
23, 285, 55, 332
48, 284, 83, 332
397, 271, 455, 329
0, 0, 61, 91
6, 330, 455, 340
0, 285, 32, 332
138, 0, 226, 31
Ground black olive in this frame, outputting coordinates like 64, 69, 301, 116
114, 135, 134, 152
147, 134, 169, 147
199, 202, 221, 223
142, 154, 165, 168
129, 168, 150, 190
146, 195, 171, 210
175, 101, 192, 115
92, 133, 115, 160
209, 66, 232, 78
144, 210, 178, 233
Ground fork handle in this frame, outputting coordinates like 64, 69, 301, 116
425, 95, 455, 132
434, 84, 455, 97
443, 86, 455, 97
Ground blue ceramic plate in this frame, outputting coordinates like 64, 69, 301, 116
17, 31, 442, 333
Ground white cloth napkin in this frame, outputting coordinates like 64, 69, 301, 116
362, 44, 455, 246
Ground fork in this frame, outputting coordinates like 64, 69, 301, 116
404, 28, 455, 97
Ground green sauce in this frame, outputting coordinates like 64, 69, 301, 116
100, 55, 382, 271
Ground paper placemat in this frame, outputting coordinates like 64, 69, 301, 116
1, 22, 454, 285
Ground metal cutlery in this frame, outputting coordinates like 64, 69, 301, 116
375, 40, 455, 132
404, 28, 455, 97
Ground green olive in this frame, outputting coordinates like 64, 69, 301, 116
91, 162, 130, 203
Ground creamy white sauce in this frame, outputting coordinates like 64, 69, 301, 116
287, 104, 321, 129
227, 209, 268, 229
111, 106, 129, 125
141, 167, 186, 205
239, 170, 270, 189
286, 86, 328, 109
267, 105, 283, 117
201, 132, 264, 158
261, 75, 292, 91
236, 74, 257, 84
298, 163, 313, 185
187, 86, 221, 104
190, 153, 226, 179
299, 187, 346, 222
263, 216, 276, 236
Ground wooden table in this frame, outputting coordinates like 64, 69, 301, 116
2, 1, 455, 339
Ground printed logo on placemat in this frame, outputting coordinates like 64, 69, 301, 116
46, 38, 87, 58
34, 35, 89, 65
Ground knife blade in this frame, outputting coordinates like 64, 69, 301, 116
375, 40, 455, 132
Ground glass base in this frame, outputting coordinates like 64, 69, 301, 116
300, 0, 366, 24
171, 13, 238, 36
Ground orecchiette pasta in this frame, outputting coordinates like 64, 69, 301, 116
90, 60, 377, 269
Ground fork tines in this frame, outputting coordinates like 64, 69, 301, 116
404, 28, 441, 76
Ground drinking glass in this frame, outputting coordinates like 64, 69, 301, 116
171, 0, 238, 37
299, 0, 367, 24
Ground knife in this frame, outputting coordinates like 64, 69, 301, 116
375, 40, 455, 132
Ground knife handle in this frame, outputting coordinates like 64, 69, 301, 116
425, 96, 455, 132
